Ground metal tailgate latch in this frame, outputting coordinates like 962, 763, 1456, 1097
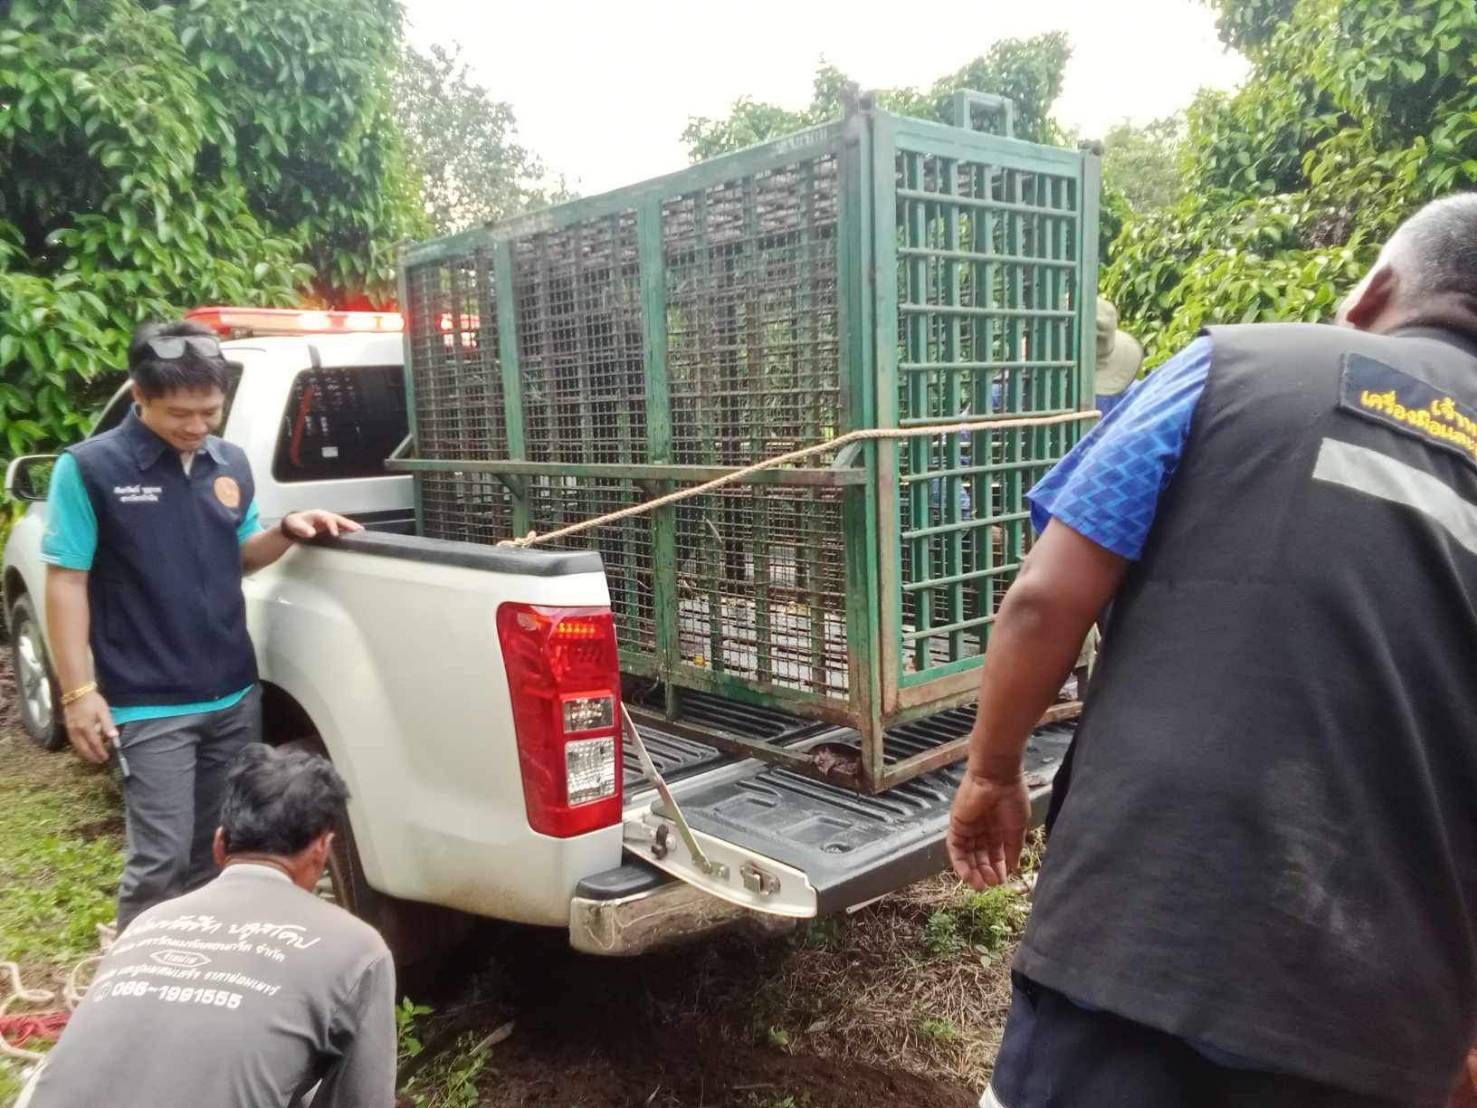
621, 704, 725, 879
740, 863, 780, 896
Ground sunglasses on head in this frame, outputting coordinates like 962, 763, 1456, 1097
146, 335, 223, 360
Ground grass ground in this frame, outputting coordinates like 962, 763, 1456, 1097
0, 650, 125, 1102
0, 643, 1028, 1106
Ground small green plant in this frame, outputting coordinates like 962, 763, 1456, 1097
400, 1029, 491, 1108
923, 886, 1029, 962
923, 909, 965, 957
395, 997, 434, 1067
918, 1016, 962, 1043
765, 1024, 791, 1048
956, 886, 1030, 954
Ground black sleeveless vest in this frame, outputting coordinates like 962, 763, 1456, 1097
68, 409, 258, 707
1015, 323, 1477, 1103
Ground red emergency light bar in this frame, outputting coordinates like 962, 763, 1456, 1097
186, 306, 404, 337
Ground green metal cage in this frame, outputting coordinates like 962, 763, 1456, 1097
393, 95, 1100, 792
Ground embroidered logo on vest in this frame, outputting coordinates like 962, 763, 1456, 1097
213, 475, 241, 508
114, 484, 161, 503
1340, 353, 1477, 470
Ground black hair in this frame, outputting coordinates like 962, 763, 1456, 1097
1391, 194, 1477, 305
219, 744, 350, 857
127, 319, 231, 398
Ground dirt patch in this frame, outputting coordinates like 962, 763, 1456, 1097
73, 815, 125, 842
484, 1023, 978, 1108
400, 883, 1018, 1107
0, 627, 21, 735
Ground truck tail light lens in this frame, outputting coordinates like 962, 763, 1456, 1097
562, 693, 614, 733
496, 604, 623, 837
565, 736, 617, 804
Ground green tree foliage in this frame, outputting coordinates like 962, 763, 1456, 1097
681, 34, 1071, 161
1205, 0, 1299, 56
1107, 0, 1477, 364
0, 0, 424, 458
1102, 116, 1185, 215
395, 43, 568, 236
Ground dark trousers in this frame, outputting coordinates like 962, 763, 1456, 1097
115, 687, 261, 930
987, 973, 1436, 1108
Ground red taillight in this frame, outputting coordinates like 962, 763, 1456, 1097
496, 604, 623, 837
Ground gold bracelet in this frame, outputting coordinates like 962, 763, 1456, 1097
60, 681, 98, 708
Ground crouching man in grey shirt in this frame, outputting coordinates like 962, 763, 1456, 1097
22, 744, 396, 1108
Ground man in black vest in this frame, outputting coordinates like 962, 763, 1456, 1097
950, 195, 1477, 1108
42, 320, 360, 929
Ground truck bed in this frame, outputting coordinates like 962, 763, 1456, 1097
624, 697, 1074, 914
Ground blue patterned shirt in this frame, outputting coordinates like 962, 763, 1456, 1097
1028, 337, 1214, 558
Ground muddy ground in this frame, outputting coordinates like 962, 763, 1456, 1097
0, 645, 1016, 1107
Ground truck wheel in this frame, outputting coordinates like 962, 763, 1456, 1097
8, 595, 67, 751
279, 739, 473, 977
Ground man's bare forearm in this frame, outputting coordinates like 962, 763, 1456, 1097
967, 522, 1130, 780
241, 527, 293, 574
242, 510, 361, 574
969, 584, 1095, 780
46, 567, 94, 693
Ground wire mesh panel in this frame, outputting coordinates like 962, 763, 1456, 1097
524, 476, 658, 657
889, 138, 1085, 686
662, 157, 842, 467
672, 485, 849, 697
512, 212, 646, 465
403, 247, 505, 461
418, 471, 515, 545
657, 150, 850, 702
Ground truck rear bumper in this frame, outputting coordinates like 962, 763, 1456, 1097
568, 861, 793, 956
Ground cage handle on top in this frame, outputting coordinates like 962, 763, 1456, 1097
950, 90, 1016, 138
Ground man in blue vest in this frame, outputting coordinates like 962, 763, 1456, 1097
951, 194, 1477, 1107
42, 320, 361, 930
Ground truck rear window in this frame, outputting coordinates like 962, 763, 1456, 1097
272, 366, 408, 483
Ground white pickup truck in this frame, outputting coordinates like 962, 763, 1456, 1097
3, 308, 1073, 968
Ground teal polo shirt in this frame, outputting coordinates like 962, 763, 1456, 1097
41, 451, 264, 724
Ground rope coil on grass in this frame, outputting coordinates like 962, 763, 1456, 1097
498, 410, 1100, 550
1, 925, 109, 1063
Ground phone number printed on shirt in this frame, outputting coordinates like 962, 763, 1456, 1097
95, 979, 243, 1009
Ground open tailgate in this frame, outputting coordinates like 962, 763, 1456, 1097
623, 706, 1074, 917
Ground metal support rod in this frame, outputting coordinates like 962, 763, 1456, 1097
621, 704, 720, 876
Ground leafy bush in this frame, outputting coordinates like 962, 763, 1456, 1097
395, 43, 568, 235
0, 0, 423, 457
1106, 0, 1477, 366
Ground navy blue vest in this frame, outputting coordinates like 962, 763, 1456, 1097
68, 409, 258, 706
1019, 325, 1477, 1103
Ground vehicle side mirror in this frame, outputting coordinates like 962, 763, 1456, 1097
4, 454, 59, 502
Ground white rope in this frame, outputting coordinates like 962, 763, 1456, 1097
0, 925, 108, 1063
498, 409, 1099, 550
0, 962, 58, 1063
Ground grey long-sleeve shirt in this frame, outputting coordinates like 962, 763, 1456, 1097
25, 863, 396, 1108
